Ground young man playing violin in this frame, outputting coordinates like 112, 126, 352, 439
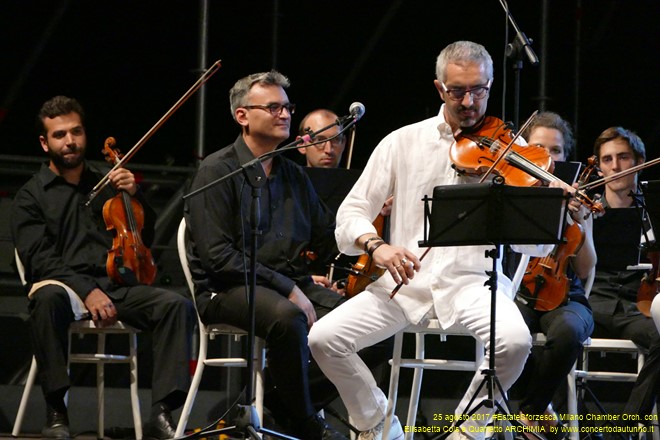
587, 127, 660, 425
10, 96, 194, 440
308, 40, 554, 440
514, 112, 596, 435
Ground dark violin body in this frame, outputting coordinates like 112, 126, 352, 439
519, 222, 585, 311
637, 250, 660, 317
102, 138, 157, 286
450, 116, 554, 187
345, 214, 386, 298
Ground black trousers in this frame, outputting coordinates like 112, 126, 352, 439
516, 299, 594, 414
201, 282, 392, 423
28, 284, 195, 407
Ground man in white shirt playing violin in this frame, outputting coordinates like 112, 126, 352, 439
308, 40, 553, 440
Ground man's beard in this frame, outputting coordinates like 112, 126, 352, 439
48, 145, 85, 170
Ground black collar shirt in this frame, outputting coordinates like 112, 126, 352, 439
184, 135, 337, 313
10, 162, 155, 299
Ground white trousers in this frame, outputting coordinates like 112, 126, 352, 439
308, 285, 532, 436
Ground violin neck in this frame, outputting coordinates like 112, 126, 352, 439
120, 191, 139, 235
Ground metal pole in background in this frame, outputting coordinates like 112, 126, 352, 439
195, 0, 210, 163
271, 0, 280, 68
538, 0, 549, 113
573, 0, 582, 154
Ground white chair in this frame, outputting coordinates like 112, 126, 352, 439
574, 268, 660, 440
382, 253, 585, 440
175, 218, 266, 437
383, 319, 486, 439
11, 250, 142, 439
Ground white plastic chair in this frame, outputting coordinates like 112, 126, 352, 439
383, 319, 486, 439
175, 218, 266, 437
574, 267, 660, 439
382, 253, 582, 440
11, 250, 142, 439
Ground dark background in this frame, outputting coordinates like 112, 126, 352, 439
0, 0, 656, 425
0, 0, 658, 174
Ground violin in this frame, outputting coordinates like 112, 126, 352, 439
345, 214, 387, 298
450, 115, 554, 187
518, 157, 602, 311
102, 137, 157, 286
637, 250, 660, 317
519, 222, 585, 311
389, 115, 602, 300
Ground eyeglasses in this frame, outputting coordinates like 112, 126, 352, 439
440, 80, 491, 101
243, 102, 296, 116
311, 136, 345, 149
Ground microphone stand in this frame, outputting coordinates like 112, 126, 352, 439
181, 112, 360, 439
185, 114, 358, 200
499, 0, 539, 130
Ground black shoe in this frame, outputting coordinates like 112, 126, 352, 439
297, 414, 347, 440
143, 406, 177, 440
42, 408, 71, 439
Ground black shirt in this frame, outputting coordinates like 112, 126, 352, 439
10, 162, 156, 299
184, 135, 337, 314
591, 205, 650, 315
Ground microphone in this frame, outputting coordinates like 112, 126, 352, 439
349, 102, 366, 121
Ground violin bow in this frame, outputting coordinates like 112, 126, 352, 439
86, 59, 222, 205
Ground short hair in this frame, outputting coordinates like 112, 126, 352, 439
593, 126, 646, 164
229, 70, 290, 122
298, 109, 341, 136
521, 111, 575, 159
435, 41, 493, 83
36, 95, 85, 137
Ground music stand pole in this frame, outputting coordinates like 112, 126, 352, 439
422, 181, 565, 440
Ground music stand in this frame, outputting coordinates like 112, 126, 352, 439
422, 180, 566, 440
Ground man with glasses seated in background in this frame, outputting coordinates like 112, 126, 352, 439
184, 70, 349, 439
297, 109, 347, 169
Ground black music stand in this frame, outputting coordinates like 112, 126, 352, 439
422, 180, 566, 440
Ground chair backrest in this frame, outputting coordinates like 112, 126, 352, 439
176, 218, 197, 304
583, 266, 596, 298
14, 249, 26, 286
177, 218, 207, 330
511, 253, 530, 296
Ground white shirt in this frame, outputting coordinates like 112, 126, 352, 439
335, 106, 552, 327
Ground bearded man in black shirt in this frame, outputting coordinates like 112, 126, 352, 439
11, 96, 194, 440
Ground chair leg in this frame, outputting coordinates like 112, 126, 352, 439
129, 332, 142, 440
175, 333, 208, 437
566, 361, 579, 440
383, 331, 404, 440
254, 338, 266, 424
12, 356, 38, 436
97, 333, 106, 440
405, 333, 426, 440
